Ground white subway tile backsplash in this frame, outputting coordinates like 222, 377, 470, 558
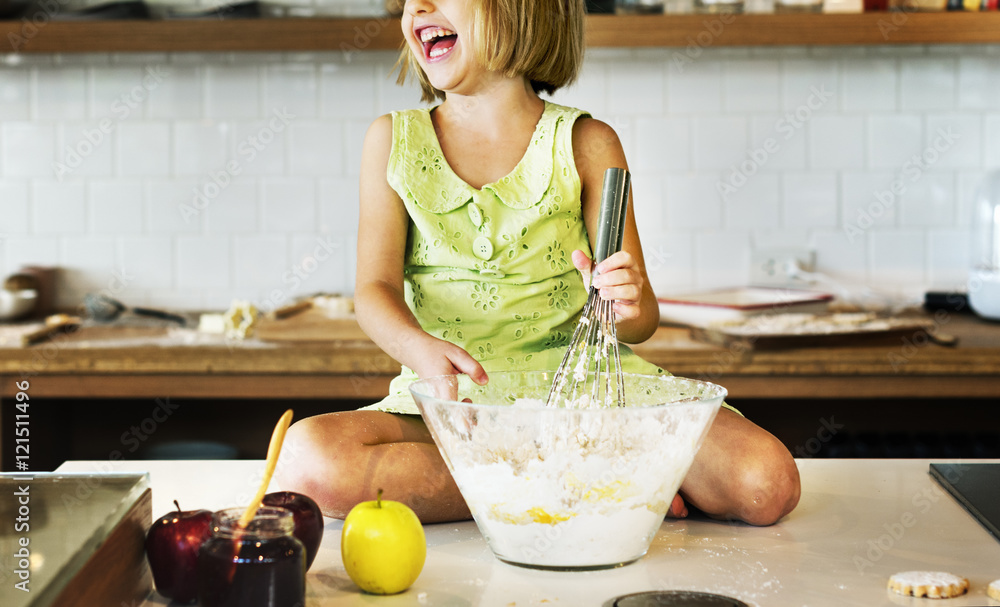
724, 59, 780, 113
176, 236, 230, 289
265, 64, 318, 120
319, 177, 358, 235
121, 237, 174, 289
723, 173, 780, 229
781, 58, 838, 113
900, 171, 954, 227
233, 235, 291, 289
841, 58, 896, 112
809, 115, 865, 170
206, 65, 260, 119
89, 181, 144, 234
958, 56, 1000, 111
147, 180, 203, 234
0, 68, 30, 120
841, 171, 898, 230
59, 236, 118, 304
118, 122, 171, 177
782, 172, 838, 229
320, 62, 375, 119
645, 231, 694, 293
173, 121, 229, 176
147, 65, 203, 119
868, 114, 922, 170
927, 229, 969, 289
750, 115, 807, 171
290, 233, 349, 294
665, 174, 723, 230
263, 180, 317, 232
634, 117, 690, 172
693, 116, 747, 170
608, 59, 665, 117
289, 121, 343, 176
986, 115, 1000, 168
924, 114, 983, 170
203, 182, 259, 234
2, 123, 56, 178
33, 182, 86, 234
694, 230, 751, 288
35, 67, 88, 120
899, 58, 957, 112
869, 229, 925, 290
666, 59, 722, 114
57, 121, 115, 179
0, 181, 29, 234
1, 47, 995, 308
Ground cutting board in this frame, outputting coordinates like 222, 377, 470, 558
255, 307, 368, 342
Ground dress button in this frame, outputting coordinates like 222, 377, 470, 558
472, 236, 494, 260
467, 202, 484, 227
479, 269, 505, 278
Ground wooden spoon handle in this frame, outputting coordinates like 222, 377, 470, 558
239, 409, 294, 528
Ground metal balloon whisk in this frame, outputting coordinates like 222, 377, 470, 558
546, 167, 630, 409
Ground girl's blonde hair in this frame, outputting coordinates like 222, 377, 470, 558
395, 0, 586, 103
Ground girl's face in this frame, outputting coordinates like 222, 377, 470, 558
402, 0, 482, 96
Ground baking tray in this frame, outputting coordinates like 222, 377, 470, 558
658, 287, 834, 328
929, 463, 1000, 543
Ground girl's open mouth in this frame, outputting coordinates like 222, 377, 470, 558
419, 26, 457, 61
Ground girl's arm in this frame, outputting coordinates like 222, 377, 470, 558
355, 115, 487, 383
571, 117, 660, 344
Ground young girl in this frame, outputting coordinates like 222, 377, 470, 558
279, 0, 800, 526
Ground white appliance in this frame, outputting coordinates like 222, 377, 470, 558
970, 170, 1000, 321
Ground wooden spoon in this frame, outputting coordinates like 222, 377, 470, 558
240, 408, 294, 528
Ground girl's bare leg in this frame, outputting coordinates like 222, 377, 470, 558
276, 411, 471, 523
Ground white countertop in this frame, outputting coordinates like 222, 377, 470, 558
57, 458, 1000, 607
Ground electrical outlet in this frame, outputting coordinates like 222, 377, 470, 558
750, 247, 816, 286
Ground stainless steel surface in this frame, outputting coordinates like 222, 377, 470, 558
547, 167, 630, 408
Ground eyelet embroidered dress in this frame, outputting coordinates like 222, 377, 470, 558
365, 101, 665, 414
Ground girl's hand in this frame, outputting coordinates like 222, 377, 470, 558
572, 249, 645, 322
408, 334, 489, 386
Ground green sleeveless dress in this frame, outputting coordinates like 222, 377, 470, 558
364, 101, 665, 414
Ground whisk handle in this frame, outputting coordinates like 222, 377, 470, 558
593, 167, 631, 268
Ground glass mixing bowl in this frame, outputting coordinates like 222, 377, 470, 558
409, 371, 726, 570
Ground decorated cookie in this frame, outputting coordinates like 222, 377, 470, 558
887, 571, 969, 599
988, 579, 1000, 601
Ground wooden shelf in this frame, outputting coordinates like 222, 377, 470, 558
2, 12, 1000, 53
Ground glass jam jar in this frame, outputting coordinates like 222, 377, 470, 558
197, 506, 306, 607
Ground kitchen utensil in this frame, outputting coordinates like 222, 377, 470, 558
272, 299, 312, 320
410, 371, 725, 570
240, 409, 294, 527
20, 314, 81, 346
0, 289, 38, 321
84, 293, 187, 326
969, 170, 1000, 321
546, 167, 630, 409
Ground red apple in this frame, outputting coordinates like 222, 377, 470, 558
145, 500, 213, 604
262, 491, 324, 570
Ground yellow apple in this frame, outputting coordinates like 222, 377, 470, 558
341, 489, 426, 595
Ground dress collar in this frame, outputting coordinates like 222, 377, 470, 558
402, 100, 559, 213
